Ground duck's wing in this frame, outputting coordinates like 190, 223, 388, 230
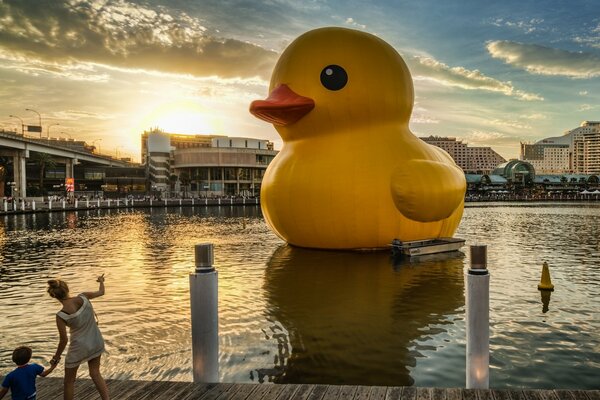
390, 159, 466, 222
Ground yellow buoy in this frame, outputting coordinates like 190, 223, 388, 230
538, 261, 554, 291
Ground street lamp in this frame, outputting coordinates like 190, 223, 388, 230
115, 146, 123, 159
47, 123, 60, 138
25, 108, 42, 138
9, 115, 24, 135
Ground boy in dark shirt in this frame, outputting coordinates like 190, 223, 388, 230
0, 346, 57, 400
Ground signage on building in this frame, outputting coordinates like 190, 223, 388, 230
65, 178, 75, 192
27, 125, 42, 133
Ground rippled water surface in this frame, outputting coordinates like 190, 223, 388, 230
1, 203, 599, 388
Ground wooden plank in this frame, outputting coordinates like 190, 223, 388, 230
417, 388, 433, 400
368, 386, 388, 400
257, 383, 287, 400
31, 376, 64, 399
275, 384, 301, 399
337, 385, 358, 400
571, 391, 594, 400
352, 385, 372, 400
445, 388, 462, 400
510, 390, 529, 400
463, 389, 478, 400
226, 383, 261, 400
179, 383, 221, 400
386, 386, 404, 400
198, 382, 235, 400
431, 388, 446, 400
123, 380, 176, 400
583, 391, 600, 400
242, 383, 272, 400
491, 390, 513, 400
554, 391, 577, 400
535, 389, 558, 400
306, 385, 329, 400
112, 380, 154, 399
321, 384, 342, 400
289, 384, 316, 400
402, 387, 418, 400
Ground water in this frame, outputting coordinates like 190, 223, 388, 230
0, 203, 599, 388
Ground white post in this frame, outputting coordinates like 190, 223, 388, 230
150, 198, 153, 207
243, 198, 245, 205
230, 198, 233, 205
86, 199, 89, 208
218, 198, 221, 205
75, 199, 78, 208
62, 200, 66, 209
255, 198, 258, 205
21, 199, 26, 211
124, 198, 128, 207
164, 198, 167, 206
131, 198, 134, 207
180, 199, 182, 206
116, 199, 120, 207
189, 243, 219, 383
108, 199, 111, 207
3, 200, 6, 212
49, 200, 52, 210
97, 199, 100, 208
192, 198, 194, 206
32, 200, 36, 211
205, 198, 208, 205
466, 245, 490, 389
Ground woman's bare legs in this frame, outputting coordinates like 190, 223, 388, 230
63, 366, 79, 400
88, 355, 110, 400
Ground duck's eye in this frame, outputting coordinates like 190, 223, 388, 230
320, 65, 347, 91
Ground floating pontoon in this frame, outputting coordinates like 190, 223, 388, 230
390, 237, 465, 257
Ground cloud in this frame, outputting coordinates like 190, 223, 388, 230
49, 110, 117, 120
408, 56, 543, 101
464, 130, 511, 145
487, 40, 600, 78
578, 104, 594, 112
490, 119, 531, 130
579, 91, 588, 96
489, 18, 544, 34
345, 17, 366, 30
573, 23, 600, 49
0, 0, 278, 80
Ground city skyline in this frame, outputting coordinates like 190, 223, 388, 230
0, 0, 599, 162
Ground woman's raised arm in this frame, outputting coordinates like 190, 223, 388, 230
83, 274, 105, 299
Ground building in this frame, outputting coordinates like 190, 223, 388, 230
141, 129, 278, 197
419, 136, 506, 174
520, 121, 600, 174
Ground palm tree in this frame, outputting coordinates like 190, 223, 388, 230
32, 152, 57, 196
179, 171, 190, 197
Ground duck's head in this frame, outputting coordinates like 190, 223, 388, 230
250, 27, 414, 141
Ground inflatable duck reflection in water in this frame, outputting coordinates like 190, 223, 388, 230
250, 27, 466, 250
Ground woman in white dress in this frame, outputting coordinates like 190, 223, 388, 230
48, 275, 109, 400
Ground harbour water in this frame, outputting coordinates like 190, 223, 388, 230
0, 204, 599, 388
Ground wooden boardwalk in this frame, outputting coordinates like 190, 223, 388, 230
4, 378, 599, 400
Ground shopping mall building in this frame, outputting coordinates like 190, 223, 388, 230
142, 129, 278, 197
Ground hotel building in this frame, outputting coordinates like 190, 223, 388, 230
520, 121, 600, 174
142, 129, 278, 196
419, 136, 506, 174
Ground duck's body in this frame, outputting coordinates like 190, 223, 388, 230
251, 27, 465, 250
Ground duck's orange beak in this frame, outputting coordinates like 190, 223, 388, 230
249, 84, 314, 126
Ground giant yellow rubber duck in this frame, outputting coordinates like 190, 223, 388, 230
250, 27, 466, 250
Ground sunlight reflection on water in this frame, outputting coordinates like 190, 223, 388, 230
0, 203, 599, 388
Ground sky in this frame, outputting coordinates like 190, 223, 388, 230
0, 0, 599, 162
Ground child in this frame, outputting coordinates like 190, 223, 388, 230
0, 346, 57, 400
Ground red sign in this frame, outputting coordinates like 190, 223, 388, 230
65, 178, 75, 192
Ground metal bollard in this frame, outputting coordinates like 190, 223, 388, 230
32, 200, 36, 211
108, 199, 111, 207
3, 200, 6, 212
164, 198, 167, 206
97, 199, 100, 207
22, 200, 26, 211
62, 200, 66, 209
466, 245, 489, 389
189, 243, 219, 383
49, 200, 52, 210
75, 199, 78, 208
192, 198, 194, 206
180, 199, 182, 206
86, 199, 89, 208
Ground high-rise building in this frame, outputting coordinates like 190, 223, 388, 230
419, 136, 506, 174
520, 121, 600, 174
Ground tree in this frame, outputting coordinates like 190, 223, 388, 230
179, 171, 190, 197
32, 152, 57, 196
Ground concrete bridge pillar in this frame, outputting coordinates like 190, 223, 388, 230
13, 150, 27, 198
66, 159, 75, 179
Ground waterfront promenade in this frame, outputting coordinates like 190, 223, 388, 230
0, 197, 259, 215
8, 378, 600, 400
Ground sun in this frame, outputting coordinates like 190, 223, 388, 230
140, 101, 222, 135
